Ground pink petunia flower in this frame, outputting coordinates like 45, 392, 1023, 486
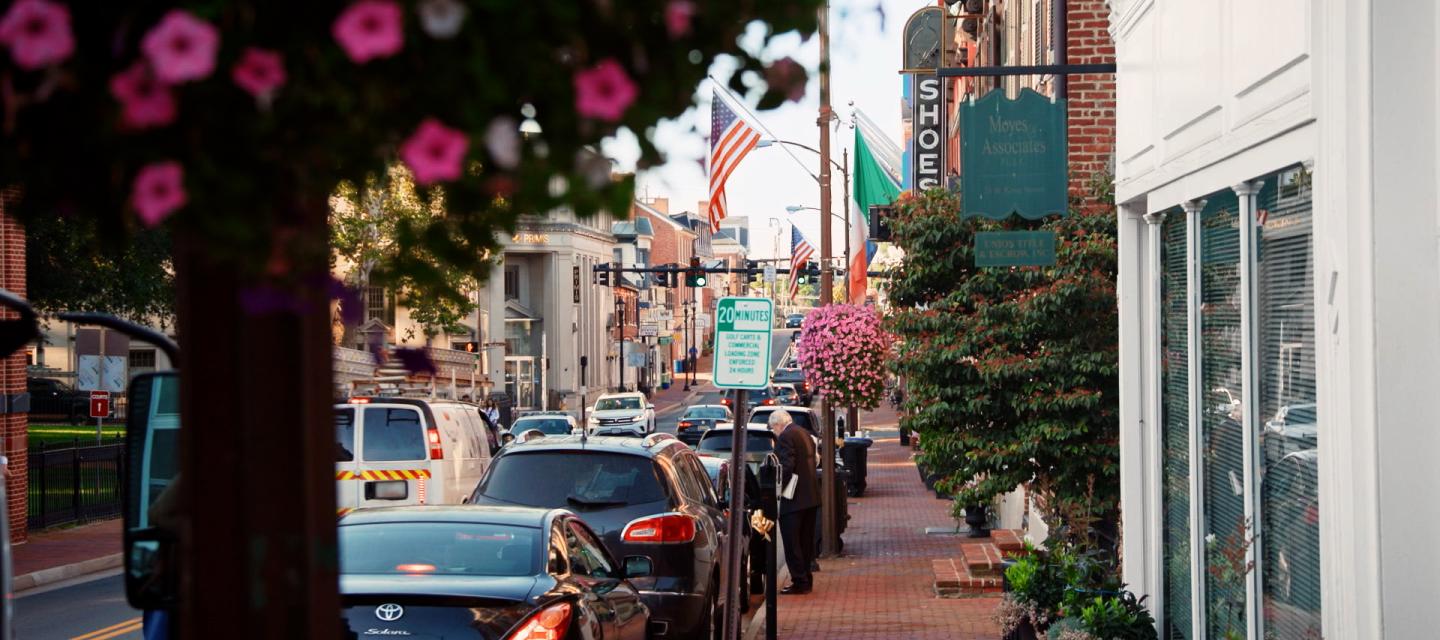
131, 161, 187, 227
141, 10, 220, 84
399, 118, 469, 185
664, 0, 695, 38
573, 58, 637, 122
231, 47, 287, 102
0, 0, 73, 70
109, 62, 177, 130
333, 0, 404, 63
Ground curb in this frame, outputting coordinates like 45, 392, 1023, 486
14, 552, 123, 594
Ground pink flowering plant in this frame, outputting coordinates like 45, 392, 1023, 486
796, 303, 890, 411
0, 1, 822, 304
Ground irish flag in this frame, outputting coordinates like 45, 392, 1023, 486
850, 126, 902, 303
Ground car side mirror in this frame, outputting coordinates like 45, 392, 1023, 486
623, 555, 653, 579
124, 372, 183, 610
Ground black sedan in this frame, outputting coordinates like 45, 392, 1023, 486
784, 313, 804, 328
339, 505, 650, 640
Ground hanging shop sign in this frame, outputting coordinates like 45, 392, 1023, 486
911, 74, 946, 192
960, 88, 1068, 220
901, 6, 946, 72
974, 231, 1057, 267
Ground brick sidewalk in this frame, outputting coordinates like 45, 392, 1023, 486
773, 417, 1002, 639
12, 518, 123, 591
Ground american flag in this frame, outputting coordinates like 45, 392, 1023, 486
708, 91, 761, 232
788, 226, 815, 302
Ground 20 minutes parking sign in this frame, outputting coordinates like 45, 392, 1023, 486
711, 297, 774, 389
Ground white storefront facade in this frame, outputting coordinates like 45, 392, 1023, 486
1110, 1, 1439, 639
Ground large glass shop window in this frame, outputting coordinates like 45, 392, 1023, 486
1256, 167, 1321, 637
1199, 189, 1247, 639
1160, 210, 1192, 639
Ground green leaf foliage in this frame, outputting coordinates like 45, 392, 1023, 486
886, 183, 1120, 524
26, 213, 174, 323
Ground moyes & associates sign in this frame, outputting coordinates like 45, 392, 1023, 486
960, 88, 1068, 220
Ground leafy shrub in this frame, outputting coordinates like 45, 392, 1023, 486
1075, 592, 1158, 640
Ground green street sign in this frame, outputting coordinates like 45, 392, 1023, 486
975, 231, 1057, 267
658, 336, 673, 346
711, 297, 774, 390
961, 88, 1068, 220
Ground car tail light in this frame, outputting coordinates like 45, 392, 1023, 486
678, 420, 693, 431
427, 427, 444, 459
350, 397, 371, 404
396, 563, 436, 573
622, 514, 696, 544
509, 602, 572, 640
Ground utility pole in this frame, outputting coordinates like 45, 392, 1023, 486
817, 0, 839, 558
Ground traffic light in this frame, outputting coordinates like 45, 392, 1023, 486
686, 256, 707, 287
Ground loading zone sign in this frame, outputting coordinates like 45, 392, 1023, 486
712, 297, 774, 389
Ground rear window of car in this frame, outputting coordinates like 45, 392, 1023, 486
773, 369, 805, 382
335, 408, 356, 462
683, 407, 729, 420
514, 418, 572, 435
596, 397, 641, 410
363, 407, 427, 461
339, 522, 538, 577
750, 410, 814, 432
697, 431, 776, 454
476, 452, 668, 510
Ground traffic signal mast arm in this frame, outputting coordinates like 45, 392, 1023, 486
590, 262, 890, 283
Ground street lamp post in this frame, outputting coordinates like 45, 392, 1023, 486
816, 0, 839, 559
767, 143, 851, 303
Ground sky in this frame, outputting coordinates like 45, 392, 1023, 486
602, 0, 918, 260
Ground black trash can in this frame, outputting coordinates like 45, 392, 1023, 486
841, 437, 873, 496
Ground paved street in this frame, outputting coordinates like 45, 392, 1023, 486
15, 573, 140, 640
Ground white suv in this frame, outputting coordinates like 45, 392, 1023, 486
587, 391, 655, 436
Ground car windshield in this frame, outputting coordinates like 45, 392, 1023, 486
684, 407, 729, 420
515, 418, 572, 435
476, 451, 667, 509
596, 397, 641, 410
339, 522, 539, 577
697, 431, 776, 454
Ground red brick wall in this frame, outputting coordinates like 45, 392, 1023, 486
1065, 0, 1117, 195
0, 189, 27, 543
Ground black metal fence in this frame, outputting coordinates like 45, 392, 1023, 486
27, 441, 126, 530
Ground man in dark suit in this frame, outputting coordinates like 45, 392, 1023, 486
770, 409, 819, 594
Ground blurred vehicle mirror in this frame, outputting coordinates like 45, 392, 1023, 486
623, 555, 653, 579
124, 372, 183, 610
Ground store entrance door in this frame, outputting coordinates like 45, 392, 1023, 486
504, 357, 539, 410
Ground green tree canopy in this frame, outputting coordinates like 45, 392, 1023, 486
886, 184, 1120, 525
26, 214, 174, 323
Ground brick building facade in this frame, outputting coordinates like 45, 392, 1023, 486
945, 0, 1116, 195
0, 189, 27, 543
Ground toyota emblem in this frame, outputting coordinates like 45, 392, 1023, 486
375, 603, 405, 622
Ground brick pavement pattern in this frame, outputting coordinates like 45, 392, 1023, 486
773, 411, 1001, 639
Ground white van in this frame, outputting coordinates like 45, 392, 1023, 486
334, 397, 494, 515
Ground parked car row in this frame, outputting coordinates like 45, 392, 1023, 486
334, 394, 742, 639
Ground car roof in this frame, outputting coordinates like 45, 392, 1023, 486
339, 504, 562, 527
498, 433, 684, 458
598, 391, 646, 399
684, 404, 730, 411
514, 414, 574, 421
703, 426, 775, 434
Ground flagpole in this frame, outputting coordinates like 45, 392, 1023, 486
817, 0, 839, 560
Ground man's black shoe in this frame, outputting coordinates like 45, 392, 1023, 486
780, 584, 812, 595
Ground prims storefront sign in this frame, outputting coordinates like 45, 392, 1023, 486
912, 74, 946, 191
960, 88, 1067, 220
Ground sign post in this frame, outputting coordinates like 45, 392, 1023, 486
711, 297, 773, 640
89, 390, 110, 444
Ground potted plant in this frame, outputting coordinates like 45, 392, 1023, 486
1046, 591, 1157, 640
995, 544, 1067, 639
